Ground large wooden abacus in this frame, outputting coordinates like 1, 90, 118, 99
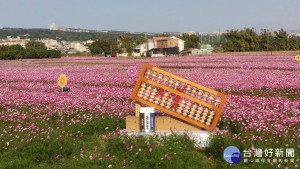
131, 63, 228, 131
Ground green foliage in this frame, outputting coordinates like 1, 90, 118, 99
0, 44, 24, 60
223, 28, 300, 52
181, 34, 200, 49
0, 28, 147, 42
120, 34, 134, 53
88, 38, 118, 54
0, 41, 61, 60
260, 29, 274, 51
136, 36, 146, 45
25, 40, 47, 50
273, 29, 290, 50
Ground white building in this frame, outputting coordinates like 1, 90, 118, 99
146, 36, 185, 52
49, 23, 57, 30
69, 42, 90, 52
37, 39, 61, 50
0, 36, 30, 48
134, 43, 147, 56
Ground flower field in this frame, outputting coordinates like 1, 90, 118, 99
0, 54, 299, 169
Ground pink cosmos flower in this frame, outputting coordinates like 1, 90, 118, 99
89, 155, 93, 160
149, 148, 153, 152
15, 145, 20, 150
241, 140, 246, 143
241, 63, 250, 71
127, 66, 137, 77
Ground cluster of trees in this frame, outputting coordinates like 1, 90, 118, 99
0, 28, 147, 42
0, 41, 61, 60
222, 28, 300, 52
181, 34, 200, 49
88, 34, 146, 55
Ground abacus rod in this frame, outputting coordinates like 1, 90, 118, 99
142, 77, 219, 111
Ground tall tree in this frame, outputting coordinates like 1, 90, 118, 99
273, 29, 289, 50
136, 36, 146, 45
88, 38, 113, 54
25, 40, 47, 50
120, 34, 134, 53
222, 30, 243, 52
181, 34, 200, 49
260, 29, 274, 52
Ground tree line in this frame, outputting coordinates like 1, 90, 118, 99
222, 28, 300, 52
0, 41, 61, 60
88, 34, 146, 55
0, 28, 149, 42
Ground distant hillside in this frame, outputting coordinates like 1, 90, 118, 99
0, 28, 151, 41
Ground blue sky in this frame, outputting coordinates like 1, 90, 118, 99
0, 0, 299, 33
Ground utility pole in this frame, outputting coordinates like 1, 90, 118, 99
267, 33, 269, 55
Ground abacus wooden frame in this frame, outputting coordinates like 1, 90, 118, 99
131, 63, 228, 131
